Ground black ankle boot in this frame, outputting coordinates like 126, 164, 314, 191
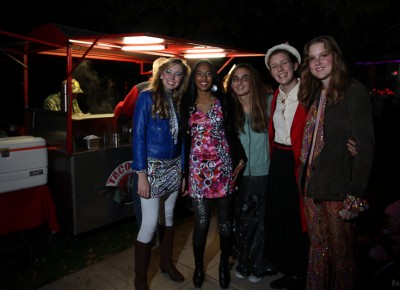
192, 231, 206, 288
219, 262, 230, 289
219, 235, 232, 289
192, 263, 204, 288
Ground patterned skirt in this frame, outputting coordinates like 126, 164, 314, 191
147, 156, 181, 198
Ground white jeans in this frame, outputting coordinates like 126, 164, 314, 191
136, 190, 179, 243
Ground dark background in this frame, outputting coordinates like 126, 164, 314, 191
0, 3, 399, 288
1, 0, 399, 128
2, 0, 400, 61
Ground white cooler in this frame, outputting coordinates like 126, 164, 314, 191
0, 136, 48, 194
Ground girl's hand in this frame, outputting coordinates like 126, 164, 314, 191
181, 178, 189, 196
232, 160, 246, 183
347, 139, 357, 156
339, 209, 358, 220
137, 172, 150, 199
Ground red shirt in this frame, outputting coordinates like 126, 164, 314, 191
114, 81, 149, 121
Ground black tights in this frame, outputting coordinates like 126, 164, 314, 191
191, 195, 234, 249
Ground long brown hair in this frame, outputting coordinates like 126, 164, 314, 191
227, 63, 268, 133
298, 35, 351, 110
147, 58, 190, 118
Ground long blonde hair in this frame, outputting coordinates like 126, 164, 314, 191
148, 58, 191, 118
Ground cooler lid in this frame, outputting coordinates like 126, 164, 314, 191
0, 136, 46, 150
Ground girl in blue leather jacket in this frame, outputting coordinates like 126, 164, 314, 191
131, 58, 191, 290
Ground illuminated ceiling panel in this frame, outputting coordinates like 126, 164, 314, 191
0, 24, 264, 73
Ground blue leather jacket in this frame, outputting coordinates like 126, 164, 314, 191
130, 91, 182, 172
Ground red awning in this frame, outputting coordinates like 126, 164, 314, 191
1, 23, 263, 72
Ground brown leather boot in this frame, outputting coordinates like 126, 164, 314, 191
159, 226, 184, 282
134, 240, 152, 290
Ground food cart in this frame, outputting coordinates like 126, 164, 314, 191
0, 23, 264, 235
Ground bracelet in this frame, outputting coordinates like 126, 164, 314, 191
238, 161, 247, 167
343, 194, 369, 213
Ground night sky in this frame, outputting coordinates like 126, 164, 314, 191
2, 0, 399, 61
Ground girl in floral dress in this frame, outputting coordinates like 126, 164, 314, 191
180, 59, 246, 289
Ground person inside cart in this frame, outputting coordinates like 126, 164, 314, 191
43, 78, 86, 115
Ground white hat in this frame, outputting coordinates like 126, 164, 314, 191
265, 43, 301, 70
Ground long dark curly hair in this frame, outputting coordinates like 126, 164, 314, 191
179, 59, 225, 133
